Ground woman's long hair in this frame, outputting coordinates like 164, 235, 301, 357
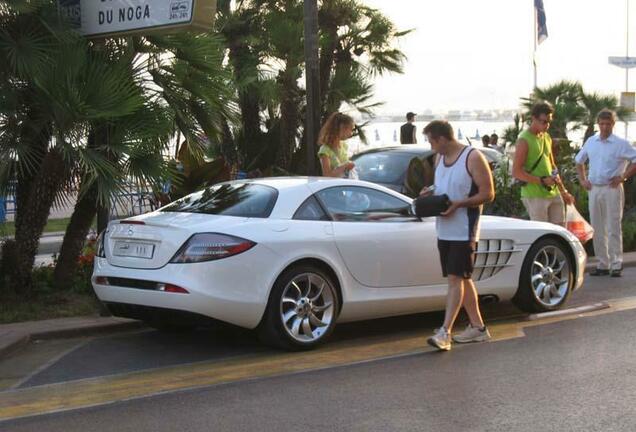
318, 112, 354, 149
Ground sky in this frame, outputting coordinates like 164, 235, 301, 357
361, 0, 635, 114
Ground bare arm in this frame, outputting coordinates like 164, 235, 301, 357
576, 163, 592, 190
611, 162, 636, 187
319, 155, 353, 177
412, 126, 417, 144
441, 150, 494, 216
610, 141, 636, 186
624, 162, 636, 181
420, 154, 441, 195
549, 150, 575, 204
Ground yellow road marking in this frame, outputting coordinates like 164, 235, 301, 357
1, 296, 636, 422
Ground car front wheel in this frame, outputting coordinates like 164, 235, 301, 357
513, 238, 574, 313
259, 264, 339, 350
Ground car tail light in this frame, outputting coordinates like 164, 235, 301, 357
94, 276, 108, 285
157, 283, 189, 294
96, 232, 106, 258
170, 233, 256, 264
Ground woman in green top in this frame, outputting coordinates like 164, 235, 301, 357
318, 112, 355, 177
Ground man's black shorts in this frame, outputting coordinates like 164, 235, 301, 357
437, 239, 476, 279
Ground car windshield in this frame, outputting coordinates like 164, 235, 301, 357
161, 183, 278, 218
353, 152, 415, 184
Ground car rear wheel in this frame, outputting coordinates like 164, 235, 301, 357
513, 238, 573, 313
259, 264, 339, 350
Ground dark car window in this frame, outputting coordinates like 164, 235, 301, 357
161, 183, 278, 218
293, 196, 330, 221
352, 152, 416, 184
316, 186, 414, 222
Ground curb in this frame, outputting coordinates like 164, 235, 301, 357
525, 301, 610, 321
0, 333, 30, 360
0, 319, 145, 359
584, 257, 636, 272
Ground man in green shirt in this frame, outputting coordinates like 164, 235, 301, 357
512, 102, 574, 226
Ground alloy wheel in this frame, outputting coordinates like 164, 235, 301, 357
530, 245, 570, 307
279, 272, 335, 343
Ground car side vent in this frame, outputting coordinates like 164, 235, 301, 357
473, 239, 521, 281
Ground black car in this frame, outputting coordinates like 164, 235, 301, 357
351, 145, 503, 198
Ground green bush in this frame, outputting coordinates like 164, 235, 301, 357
484, 157, 526, 218
623, 213, 636, 252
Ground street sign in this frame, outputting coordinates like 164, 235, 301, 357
57, 0, 216, 38
620, 92, 635, 111
608, 56, 636, 69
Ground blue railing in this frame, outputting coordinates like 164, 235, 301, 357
0, 180, 17, 223
0, 180, 158, 224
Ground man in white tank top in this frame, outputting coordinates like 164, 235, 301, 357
421, 120, 495, 351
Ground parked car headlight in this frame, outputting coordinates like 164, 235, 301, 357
170, 233, 256, 264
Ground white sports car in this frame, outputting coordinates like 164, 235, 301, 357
92, 177, 586, 349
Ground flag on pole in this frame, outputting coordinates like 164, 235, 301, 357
535, 0, 548, 44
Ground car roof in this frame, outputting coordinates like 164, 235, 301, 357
353, 145, 502, 163
234, 176, 344, 190
243, 176, 404, 193
352, 145, 435, 158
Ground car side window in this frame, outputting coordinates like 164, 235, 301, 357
293, 196, 330, 221
315, 186, 415, 222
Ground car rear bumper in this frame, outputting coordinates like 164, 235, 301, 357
92, 255, 273, 329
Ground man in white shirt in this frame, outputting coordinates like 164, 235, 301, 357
575, 109, 636, 277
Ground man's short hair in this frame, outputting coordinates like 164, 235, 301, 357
406, 112, 416, 121
490, 133, 498, 140
424, 120, 454, 141
597, 109, 616, 123
531, 101, 554, 118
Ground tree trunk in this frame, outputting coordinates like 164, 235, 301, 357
227, 37, 263, 167
10, 149, 67, 295
52, 182, 98, 290
5, 116, 50, 279
318, 18, 338, 121
583, 125, 595, 144
277, 68, 301, 170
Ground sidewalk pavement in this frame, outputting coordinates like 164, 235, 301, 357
0, 316, 145, 359
1, 251, 635, 360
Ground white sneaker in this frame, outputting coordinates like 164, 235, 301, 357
452, 324, 491, 344
427, 327, 451, 351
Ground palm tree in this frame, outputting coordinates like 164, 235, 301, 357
319, 1, 411, 118
0, 1, 146, 294
522, 80, 586, 139
580, 91, 631, 143
216, 0, 270, 168
52, 31, 237, 290
216, 0, 410, 173
0, 1, 237, 293
502, 113, 524, 148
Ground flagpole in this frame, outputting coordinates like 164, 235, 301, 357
533, 1, 538, 90
625, 0, 629, 138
